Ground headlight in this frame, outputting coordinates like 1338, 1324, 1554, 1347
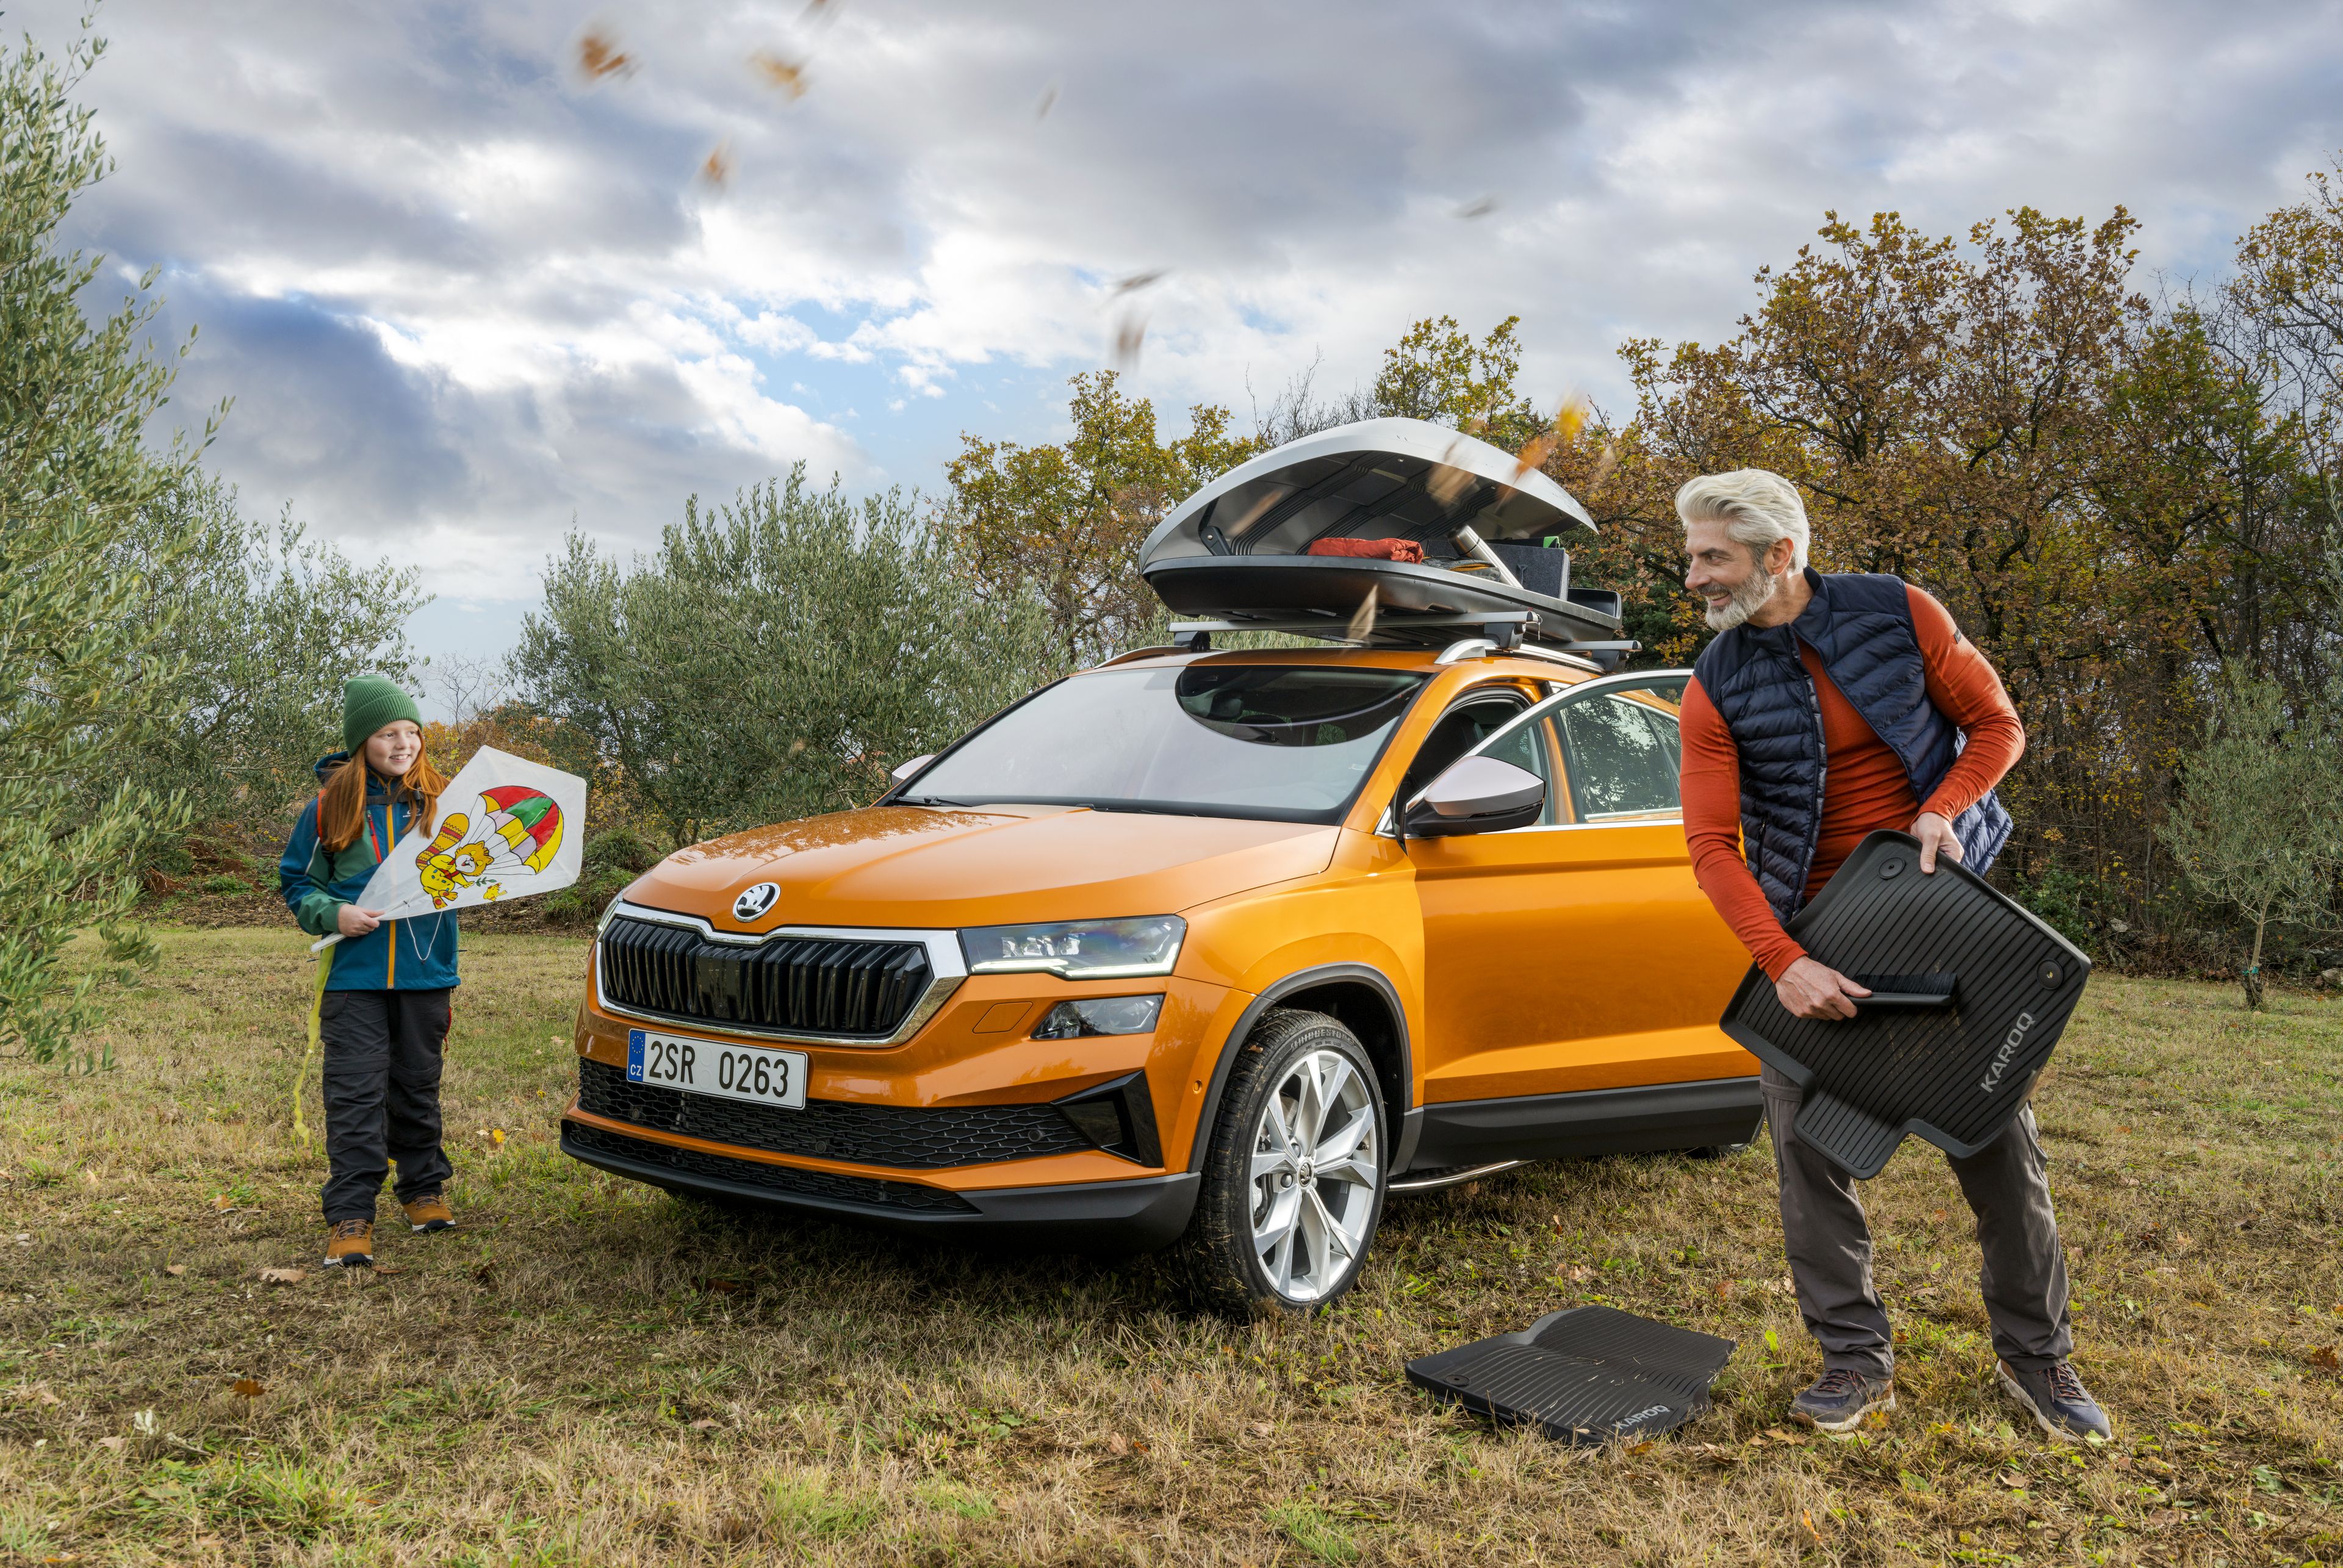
1031, 995, 1164, 1040
960, 916, 1186, 979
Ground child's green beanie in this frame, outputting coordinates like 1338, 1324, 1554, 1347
342, 675, 423, 754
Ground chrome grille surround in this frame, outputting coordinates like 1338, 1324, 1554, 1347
592, 900, 966, 1048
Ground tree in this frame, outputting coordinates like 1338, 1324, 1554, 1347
2233, 156, 2343, 498
0, 25, 212, 1063
120, 476, 426, 854
947, 372, 1257, 669
2158, 667, 2343, 1007
1369, 314, 1545, 449
517, 468, 1058, 846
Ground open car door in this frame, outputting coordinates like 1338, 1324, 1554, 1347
1403, 671, 1759, 1171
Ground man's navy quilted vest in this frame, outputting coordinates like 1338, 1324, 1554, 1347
1692, 569, 2013, 922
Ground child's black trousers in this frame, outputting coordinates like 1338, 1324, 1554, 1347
320, 988, 455, 1223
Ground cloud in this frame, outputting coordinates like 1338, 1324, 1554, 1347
18, 0, 2342, 625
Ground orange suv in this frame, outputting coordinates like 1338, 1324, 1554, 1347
563, 419, 1758, 1309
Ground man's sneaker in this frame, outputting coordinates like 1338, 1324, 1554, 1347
401, 1192, 456, 1234
323, 1218, 375, 1268
1996, 1360, 2111, 1443
1789, 1368, 1896, 1433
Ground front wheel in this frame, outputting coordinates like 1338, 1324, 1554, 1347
1178, 1009, 1387, 1314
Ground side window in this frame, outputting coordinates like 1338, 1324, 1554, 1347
1397, 693, 1527, 802
1474, 716, 1562, 826
1549, 675, 1688, 823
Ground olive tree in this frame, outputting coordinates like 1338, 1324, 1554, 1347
0, 25, 212, 1063
121, 476, 426, 849
517, 468, 1059, 846
2158, 666, 2343, 1007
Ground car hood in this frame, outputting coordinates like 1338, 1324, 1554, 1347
622, 805, 1341, 932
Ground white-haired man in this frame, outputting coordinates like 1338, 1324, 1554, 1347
1675, 469, 2109, 1442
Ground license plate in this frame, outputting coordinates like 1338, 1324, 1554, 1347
627, 1028, 807, 1110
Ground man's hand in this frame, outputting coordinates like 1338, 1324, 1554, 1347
336, 904, 383, 938
1910, 811, 1963, 873
1774, 957, 1871, 1021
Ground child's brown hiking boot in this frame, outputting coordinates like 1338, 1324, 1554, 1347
323, 1218, 375, 1268
402, 1192, 456, 1234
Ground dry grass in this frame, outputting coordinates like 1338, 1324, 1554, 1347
2, 928, 2340, 1566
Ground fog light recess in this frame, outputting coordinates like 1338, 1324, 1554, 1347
1031, 995, 1164, 1040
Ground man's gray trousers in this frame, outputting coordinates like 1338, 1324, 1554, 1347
1760, 1066, 2073, 1378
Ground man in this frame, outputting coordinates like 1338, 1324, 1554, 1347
1674, 469, 2109, 1442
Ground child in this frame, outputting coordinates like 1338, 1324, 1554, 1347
279, 677, 462, 1268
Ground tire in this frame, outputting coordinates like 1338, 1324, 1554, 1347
1176, 1008, 1389, 1314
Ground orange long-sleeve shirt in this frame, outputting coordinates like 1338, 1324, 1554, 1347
1680, 585, 2024, 982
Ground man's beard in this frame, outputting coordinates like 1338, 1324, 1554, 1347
1704, 566, 1781, 631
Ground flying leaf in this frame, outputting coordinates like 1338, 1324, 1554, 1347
751, 51, 810, 98
231, 1377, 265, 1398
1456, 195, 1499, 220
577, 29, 636, 82
699, 142, 733, 188
1114, 269, 1168, 296
1427, 438, 1477, 508
1554, 391, 1591, 444
1344, 589, 1379, 644
1035, 83, 1058, 119
1111, 311, 1148, 372
1583, 441, 1621, 489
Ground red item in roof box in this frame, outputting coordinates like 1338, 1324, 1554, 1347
1306, 538, 1425, 563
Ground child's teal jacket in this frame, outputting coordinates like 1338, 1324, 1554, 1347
278, 753, 460, 991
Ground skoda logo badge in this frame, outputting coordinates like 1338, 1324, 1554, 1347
732, 882, 780, 922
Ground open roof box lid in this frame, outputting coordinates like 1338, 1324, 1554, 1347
1137, 417, 1626, 653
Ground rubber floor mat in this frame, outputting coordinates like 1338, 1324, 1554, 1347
1406, 1304, 1735, 1444
1720, 830, 2092, 1179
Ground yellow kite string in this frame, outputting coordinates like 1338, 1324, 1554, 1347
293, 942, 332, 1152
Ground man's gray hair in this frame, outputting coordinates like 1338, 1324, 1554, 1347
1675, 469, 1810, 571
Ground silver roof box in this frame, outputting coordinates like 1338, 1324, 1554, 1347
1137, 417, 1624, 653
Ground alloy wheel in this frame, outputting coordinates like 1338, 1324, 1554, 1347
1247, 1046, 1381, 1302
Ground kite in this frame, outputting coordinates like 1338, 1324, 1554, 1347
310, 746, 586, 951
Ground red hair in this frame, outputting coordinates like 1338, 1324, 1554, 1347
318, 749, 448, 854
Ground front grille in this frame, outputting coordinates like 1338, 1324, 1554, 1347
564, 1121, 976, 1213
577, 1059, 1091, 1170
599, 915, 933, 1038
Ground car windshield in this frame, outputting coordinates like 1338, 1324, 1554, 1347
899, 664, 1428, 822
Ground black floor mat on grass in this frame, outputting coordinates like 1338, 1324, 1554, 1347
1720, 830, 2092, 1179
1406, 1304, 1735, 1444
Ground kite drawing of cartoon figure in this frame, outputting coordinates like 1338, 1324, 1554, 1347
416, 785, 566, 909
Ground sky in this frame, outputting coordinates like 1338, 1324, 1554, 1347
26, 0, 2343, 706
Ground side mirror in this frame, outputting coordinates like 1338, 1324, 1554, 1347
1402, 756, 1544, 838
890, 754, 936, 784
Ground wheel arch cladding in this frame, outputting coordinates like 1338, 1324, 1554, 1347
1186, 963, 1410, 1174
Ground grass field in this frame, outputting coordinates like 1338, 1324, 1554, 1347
2, 928, 2339, 1566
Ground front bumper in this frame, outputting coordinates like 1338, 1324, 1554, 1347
561, 1120, 1200, 1251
